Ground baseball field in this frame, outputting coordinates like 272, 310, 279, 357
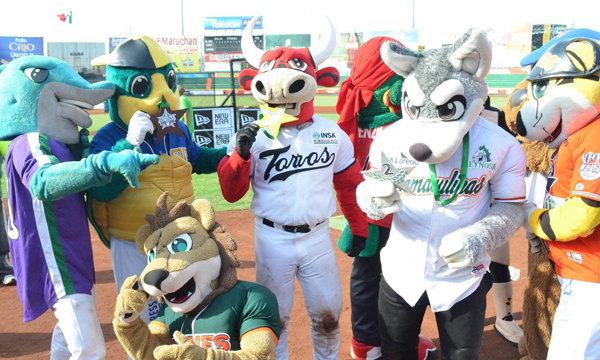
0, 94, 527, 360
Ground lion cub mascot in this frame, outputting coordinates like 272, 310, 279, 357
518, 34, 600, 359
114, 192, 281, 360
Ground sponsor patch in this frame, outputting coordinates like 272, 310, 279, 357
580, 152, 600, 180
566, 251, 583, 264
312, 131, 338, 145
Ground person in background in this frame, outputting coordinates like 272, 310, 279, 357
178, 85, 194, 134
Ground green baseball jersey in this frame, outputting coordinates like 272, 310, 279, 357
151, 281, 280, 351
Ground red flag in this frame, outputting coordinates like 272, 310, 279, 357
57, 13, 67, 22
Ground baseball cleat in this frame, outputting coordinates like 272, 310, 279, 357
350, 337, 381, 360
2, 274, 16, 286
494, 316, 523, 346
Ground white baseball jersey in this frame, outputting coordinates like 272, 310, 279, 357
226, 115, 356, 226
370, 117, 526, 312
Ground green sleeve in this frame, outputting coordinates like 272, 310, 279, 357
86, 139, 134, 202
30, 153, 113, 201
239, 284, 281, 340
193, 146, 228, 175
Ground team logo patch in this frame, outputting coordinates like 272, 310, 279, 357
469, 145, 496, 170
580, 152, 600, 180
576, 183, 584, 191
471, 264, 485, 275
312, 131, 338, 145
566, 251, 583, 264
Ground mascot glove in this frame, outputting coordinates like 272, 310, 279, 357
154, 331, 207, 360
347, 235, 368, 257
236, 123, 259, 160
356, 179, 403, 220
126, 111, 154, 146
94, 148, 159, 188
439, 230, 472, 270
523, 202, 538, 234
114, 275, 151, 324
526, 232, 542, 254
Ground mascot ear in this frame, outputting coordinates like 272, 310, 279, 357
135, 224, 155, 255
238, 68, 258, 90
190, 199, 216, 232
449, 29, 492, 82
380, 41, 422, 77
316, 67, 340, 87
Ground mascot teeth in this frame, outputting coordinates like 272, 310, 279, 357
165, 278, 196, 304
58, 98, 94, 110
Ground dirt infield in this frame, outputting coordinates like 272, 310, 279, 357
0, 209, 528, 360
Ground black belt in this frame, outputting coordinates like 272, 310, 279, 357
262, 218, 324, 234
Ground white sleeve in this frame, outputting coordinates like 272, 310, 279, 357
226, 135, 236, 156
333, 127, 357, 174
490, 138, 527, 202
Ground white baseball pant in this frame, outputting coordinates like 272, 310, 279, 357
547, 275, 600, 360
254, 218, 343, 360
50, 291, 106, 360
111, 236, 160, 323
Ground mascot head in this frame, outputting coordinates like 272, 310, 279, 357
0, 56, 115, 144
379, 29, 492, 163
516, 36, 600, 149
96, 35, 179, 130
238, 15, 340, 124
135, 193, 239, 314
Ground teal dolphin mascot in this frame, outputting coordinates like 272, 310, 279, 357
0, 55, 158, 360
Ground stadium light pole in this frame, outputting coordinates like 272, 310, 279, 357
181, 0, 184, 36
412, 0, 415, 30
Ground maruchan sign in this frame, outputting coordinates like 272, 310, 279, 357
0, 37, 43, 63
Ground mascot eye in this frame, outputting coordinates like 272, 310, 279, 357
130, 75, 150, 96
533, 81, 548, 100
24, 68, 49, 83
260, 60, 275, 72
436, 95, 466, 121
147, 246, 157, 263
288, 59, 307, 71
167, 233, 193, 254
167, 69, 176, 91
403, 92, 420, 120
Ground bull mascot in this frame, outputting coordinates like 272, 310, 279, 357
218, 15, 368, 360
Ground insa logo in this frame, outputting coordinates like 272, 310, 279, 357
312, 132, 338, 145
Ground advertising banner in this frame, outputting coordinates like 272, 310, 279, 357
191, 107, 235, 148
108, 37, 127, 53
0, 37, 43, 64
154, 36, 200, 73
238, 107, 261, 129
329, 32, 363, 76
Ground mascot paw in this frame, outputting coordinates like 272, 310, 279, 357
439, 231, 471, 269
154, 331, 206, 360
356, 179, 403, 220
125, 111, 154, 146
347, 235, 367, 257
525, 232, 542, 254
114, 275, 150, 323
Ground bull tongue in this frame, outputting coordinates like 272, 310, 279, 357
165, 278, 196, 304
